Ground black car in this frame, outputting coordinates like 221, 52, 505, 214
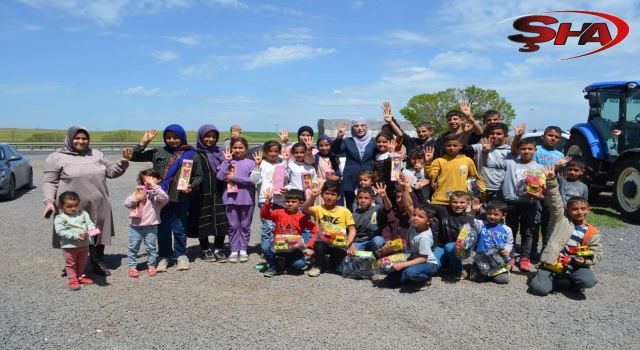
0, 144, 33, 200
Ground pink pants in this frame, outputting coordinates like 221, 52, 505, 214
62, 247, 89, 281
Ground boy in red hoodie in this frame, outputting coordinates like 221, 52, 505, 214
260, 189, 317, 277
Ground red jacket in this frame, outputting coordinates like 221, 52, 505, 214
260, 203, 318, 248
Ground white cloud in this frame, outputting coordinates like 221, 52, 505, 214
118, 86, 160, 96
266, 27, 313, 43
208, 0, 246, 8
244, 45, 335, 70
429, 51, 492, 70
502, 55, 553, 78
142, 48, 179, 61
171, 35, 201, 46
180, 62, 216, 79
384, 30, 430, 44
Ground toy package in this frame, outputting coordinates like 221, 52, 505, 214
467, 177, 482, 198
273, 164, 286, 192
341, 251, 375, 279
375, 238, 406, 258
129, 185, 147, 218
374, 253, 410, 274
226, 164, 238, 193
318, 230, 347, 250
390, 153, 402, 182
177, 159, 193, 191
273, 234, 305, 253
302, 171, 314, 197
87, 228, 101, 237
475, 248, 510, 276
524, 169, 546, 195
454, 223, 477, 259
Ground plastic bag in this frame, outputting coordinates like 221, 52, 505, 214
374, 253, 410, 274
273, 235, 305, 253
341, 251, 375, 279
375, 238, 406, 258
318, 230, 348, 250
466, 177, 482, 199
454, 223, 477, 259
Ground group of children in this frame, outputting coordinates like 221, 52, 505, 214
54, 103, 603, 299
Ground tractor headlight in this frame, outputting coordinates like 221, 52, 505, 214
627, 82, 638, 89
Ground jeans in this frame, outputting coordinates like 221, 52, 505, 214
354, 236, 385, 252
158, 199, 190, 259
128, 225, 158, 268
529, 267, 598, 296
258, 203, 276, 244
434, 242, 462, 273
261, 239, 306, 270
505, 201, 537, 259
383, 262, 439, 288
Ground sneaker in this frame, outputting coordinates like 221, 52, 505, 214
156, 258, 169, 272
128, 267, 139, 278
238, 253, 249, 263
78, 275, 94, 285
177, 256, 190, 271
69, 279, 80, 291
148, 266, 157, 277
519, 257, 532, 272
203, 249, 217, 262
93, 263, 112, 276
228, 254, 239, 263
214, 250, 227, 263
263, 266, 281, 277
307, 267, 321, 277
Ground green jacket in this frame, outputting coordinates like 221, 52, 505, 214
540, 179, 603, 266
54, 211, 96, 249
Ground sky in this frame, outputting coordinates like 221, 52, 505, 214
0, 0, 639, 133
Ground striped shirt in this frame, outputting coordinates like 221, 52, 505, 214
559, 225, 587, 257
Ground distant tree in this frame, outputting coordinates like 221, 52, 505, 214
400, 85, 516, 134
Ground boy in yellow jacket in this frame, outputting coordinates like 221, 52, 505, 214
425, 133, 486, 207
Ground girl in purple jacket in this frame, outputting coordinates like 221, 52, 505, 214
217, 137, 256, 263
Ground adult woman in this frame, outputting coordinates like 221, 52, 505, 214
43, 126, 131, 276
331, 119, 376, 210
187, 124, 228, 262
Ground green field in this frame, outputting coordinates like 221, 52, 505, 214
0, 128, 279, 143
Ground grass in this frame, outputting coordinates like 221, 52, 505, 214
587, 206, 628, 229
0, 128, 278, 143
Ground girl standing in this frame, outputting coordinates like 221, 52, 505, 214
217, 137, 256, 263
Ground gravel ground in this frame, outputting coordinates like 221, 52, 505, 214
1, 153, 639, 349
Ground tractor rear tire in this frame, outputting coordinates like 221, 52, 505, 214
565, 132, 600, 201
613, 157, 640, 222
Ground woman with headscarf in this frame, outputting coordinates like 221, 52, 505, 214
43, 126, 132, 276
131, 124, 203, 272
187, 124, 228, 263
331, 119, 376, 210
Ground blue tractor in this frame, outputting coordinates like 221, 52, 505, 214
565, 81, 640, 221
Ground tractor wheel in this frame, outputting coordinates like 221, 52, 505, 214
565, 132, 600, 200
613, 157, 640, 222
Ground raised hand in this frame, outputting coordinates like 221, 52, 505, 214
143, 175, 160, 186
514, 122, 526, 137
303, 135, 314, 151
398, 174, 409, 191
278, 129, 289, 144
337, 122, 348, 138
481, 137, 492, 153
544, 164, 556, 181
223, 148, 233, 161
121, 148, 133, 162
382, 101, 393, 123
310, 184, 321, 197
414, 159, 424, 171
253, 149, 263, 167
374, 182, 387, 198
423, 146, 435, 162
463, 121, 474, 133
388, 137, 397, 152
470, 197, 482, 212
415, 178, 430, 190
555, 156, 572, 168
459, 100, 471, 116
141, 129, 158, 145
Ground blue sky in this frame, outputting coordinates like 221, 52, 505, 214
1, 0, 639, 133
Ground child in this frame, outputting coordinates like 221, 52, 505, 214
124, 169, 169, 278
260, 189, 317, 277
482, 110, 502, 126
384, 176, 421, 243
529, 166, 603, 299
430, 191, 483, 279
371, 132, 399, 204
54, 191, 95, 290
352, 186, 390, 252
251, 141, 285, 247
188, 124, 229, 263
412, 121, 436, 153
217, 137, 256, 263
470, 200, 513, 284
469, 123, 511, 202
351, 170, 383, 211
314, 135, 342, 204
489, 138, 545, 272
283, 142, 317, 197
302, 180, 356, 277
558, 157, 589, 207
401, 148, 431, 205
223, 124, 242, 150
425, 134, 486, 207
434, 102, 483, 158
382, 187, 439, 289
131, 125, 203, 272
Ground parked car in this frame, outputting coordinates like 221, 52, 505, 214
522, 130, 571, 151
0, 144, 33, 200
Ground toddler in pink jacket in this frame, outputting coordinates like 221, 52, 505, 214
124, 169, 169, 277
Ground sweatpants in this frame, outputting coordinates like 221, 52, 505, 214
226, 204, 254, 252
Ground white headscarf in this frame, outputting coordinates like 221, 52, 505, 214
351, 118, 371, 159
